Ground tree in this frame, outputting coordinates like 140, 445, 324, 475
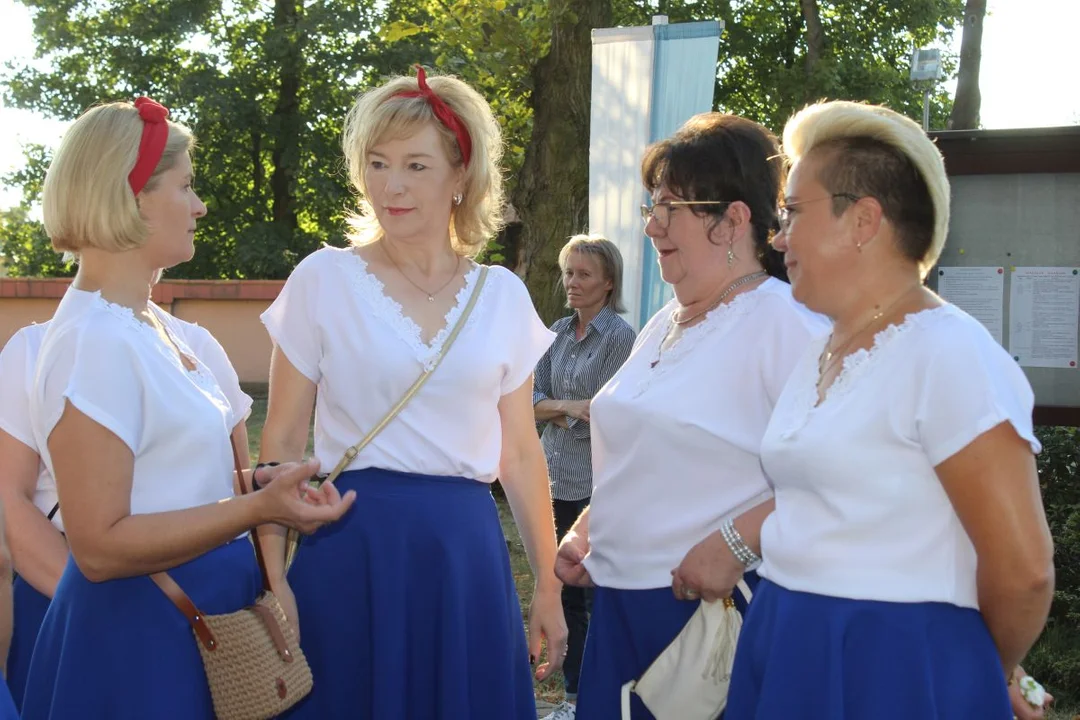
509, 0, 614, 320
948, 0, 986, 129
3, 0, 966, 297
1, 0, 387, 279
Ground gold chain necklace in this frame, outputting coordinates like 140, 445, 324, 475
382, 242, 462, 302
650, 270, 768, 368
671, 271, 768, 326
816, 284, 922, 387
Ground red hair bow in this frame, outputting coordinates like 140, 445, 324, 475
128, 96, 171, 195
393, 65, 473, 167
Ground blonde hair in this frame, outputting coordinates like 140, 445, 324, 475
558, 234, 627, 314
342, 70, 505, 257
42, 101, 195, 253
783, 100, 950, 277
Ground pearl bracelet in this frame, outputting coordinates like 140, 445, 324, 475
720, 519, 762, 569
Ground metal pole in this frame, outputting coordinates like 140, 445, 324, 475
922, 88, 930, 131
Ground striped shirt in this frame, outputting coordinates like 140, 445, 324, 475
533, 306, 636, 501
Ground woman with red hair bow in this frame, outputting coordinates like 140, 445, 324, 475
259, 67, 567, 719
20, 98, 354, 719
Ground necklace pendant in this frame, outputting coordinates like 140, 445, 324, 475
427, 295, 434, 302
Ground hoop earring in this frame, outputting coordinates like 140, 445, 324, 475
453, 193, 463, 206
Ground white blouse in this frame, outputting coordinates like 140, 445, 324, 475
30, 289, 245, 517
1, 291, 250, 531
584, 278, 829, 589
757, 304, 1041, 608
261, 246, 554, 481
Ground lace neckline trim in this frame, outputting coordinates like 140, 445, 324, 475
340, 248, 484, 370
777, 305, 950, 438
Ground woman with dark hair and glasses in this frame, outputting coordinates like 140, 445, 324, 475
554, 112, 828, 719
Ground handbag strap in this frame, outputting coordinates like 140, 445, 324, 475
320, 264, 490, 486
150, 432, 265, 652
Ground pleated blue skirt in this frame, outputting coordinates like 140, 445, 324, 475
576, 574, 759, 720
725, 578, 1012, 719
281, 467, 536, 719
21, 538, 261, 720
7, 575, 52, 711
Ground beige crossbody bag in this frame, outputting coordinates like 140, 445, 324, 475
284, 265, 489, 570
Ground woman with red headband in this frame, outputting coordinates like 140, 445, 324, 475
0, 285, 253, 713
20, 99, 355, 719
259, 67, 567, 718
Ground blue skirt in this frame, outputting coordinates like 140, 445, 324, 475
22, 538, 261, 720
282, 467, 535, 719
7, 575, 52, 711
576, 574, 758, 720
725, 579, 1012, 719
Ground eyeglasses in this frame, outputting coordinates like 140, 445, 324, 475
640, 201, 731, 229
777, 193, 860, 232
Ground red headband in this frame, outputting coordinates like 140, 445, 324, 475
128, 97, 170, 195
391, 65, 473, 167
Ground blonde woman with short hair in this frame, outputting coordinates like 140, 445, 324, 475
21, 98, 354, 719
726, 100, 1055, 719
259, 66, 567, 718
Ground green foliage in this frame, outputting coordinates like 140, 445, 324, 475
1027, 425, 1080, 705
0, 204, 74, 278
617, 0, 964, 133
1, 0, 384, 278
2, 0, 967, 279
0, 144, 74, 277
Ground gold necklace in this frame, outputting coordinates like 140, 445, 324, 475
650, 270, 768, 368
382, 242, 462, 302
671, 271, 768, 326
817, 284, 922, 385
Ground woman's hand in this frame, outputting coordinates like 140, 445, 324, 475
1009, 666, 1053, 719
528, 585, 568, 681
256, 460, 356, 534
671, 529, 744, 602
563, 400, 591, 422
555, 529, 594, 587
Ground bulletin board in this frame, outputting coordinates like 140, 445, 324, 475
927, 127, 1080, 425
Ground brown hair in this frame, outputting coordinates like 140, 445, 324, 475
641, 112, 787, 281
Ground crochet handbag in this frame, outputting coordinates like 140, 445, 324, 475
621, 579, 754, 720
150, 438, 313, 720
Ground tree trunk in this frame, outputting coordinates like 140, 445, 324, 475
252, 130, 263, 217
511, 0, 613, 323
800, 0, 824, 73
270, 0, 303, 230
948, 0, 986, 129
800, 0, 824, 100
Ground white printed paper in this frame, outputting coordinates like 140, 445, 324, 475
1008, 267, 1080, 369
937, 266, 1005, 345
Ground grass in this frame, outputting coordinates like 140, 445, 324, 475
242, 384, 1078, 714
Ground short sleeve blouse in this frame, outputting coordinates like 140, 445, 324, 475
0, 322, 61, 528
757, 304, 1041, 608
583, 278, 830, 588
261, 246, 554, 481
31, 290, 238, 516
